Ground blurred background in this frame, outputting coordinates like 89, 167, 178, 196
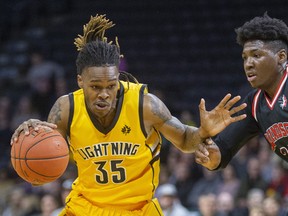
1, 0, 288, 215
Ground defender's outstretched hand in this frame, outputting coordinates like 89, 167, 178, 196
10, 119, 57, 145
198, 94, 246, 138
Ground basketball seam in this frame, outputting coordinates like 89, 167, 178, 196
24, 134, 68, 179
11, 154, 69, 160
10, 134, 69, 159
18, 132, 28, 180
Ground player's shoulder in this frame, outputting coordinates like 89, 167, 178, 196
143, 93, 160, 107
48, 94, 70, 132
244, 89, 261, 103
121, 80, 147, 92
143, 92, 170, 117
142, 92, 171, 130
53, 94, 70, 113
57, 94, 70, 104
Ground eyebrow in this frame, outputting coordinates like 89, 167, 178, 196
244, 48, 260, 52
242, 48, 263, 54
90, 78, 118, 83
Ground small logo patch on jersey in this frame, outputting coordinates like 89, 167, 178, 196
278, 94, 287, 109
121, 125, 131, 135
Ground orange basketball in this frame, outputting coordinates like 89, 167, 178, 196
11, 127, 69, 185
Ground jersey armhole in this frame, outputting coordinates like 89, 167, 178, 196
139, 84, 148, 137
67, 93, 74, 137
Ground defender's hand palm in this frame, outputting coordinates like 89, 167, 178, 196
199, 94, 246, 137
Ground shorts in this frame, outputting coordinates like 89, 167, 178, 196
58, 190, 163, 216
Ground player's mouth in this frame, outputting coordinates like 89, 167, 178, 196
95, 101, 110, 110
246, 72, 257, 82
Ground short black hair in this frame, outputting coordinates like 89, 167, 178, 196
235, 12, 288, 52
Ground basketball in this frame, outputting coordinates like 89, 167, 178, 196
11, 127, 69, 185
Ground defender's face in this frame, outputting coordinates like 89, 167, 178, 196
77, 66, 119, 118
242, 40, 283, 91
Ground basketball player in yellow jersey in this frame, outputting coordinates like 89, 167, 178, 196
11, 15, 247, 216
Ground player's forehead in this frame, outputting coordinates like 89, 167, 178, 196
242, 40, 277, 54
243, 40, 266, 52
82, 66, 119, 82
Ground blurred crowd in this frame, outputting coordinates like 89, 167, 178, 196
156, 135, 288, 216
0, 49, 288, 216
0, 45, 71, 216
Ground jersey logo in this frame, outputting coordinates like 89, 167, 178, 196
278, 94, 287, 109
264, 122, 288, 151
121, 125, 131, 135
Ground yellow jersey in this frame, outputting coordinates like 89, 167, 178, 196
67, 81, 162, 210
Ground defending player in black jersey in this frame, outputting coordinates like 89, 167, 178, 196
195, 13, 288, 169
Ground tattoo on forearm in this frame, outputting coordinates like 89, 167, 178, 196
48, 100, 62, 124
169, 119, 183, 130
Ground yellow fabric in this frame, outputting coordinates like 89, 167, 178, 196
58, 190, 163, 215
67, 81, 162, 212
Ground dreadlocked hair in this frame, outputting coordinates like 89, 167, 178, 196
75, 14, 115, 51
75, 14, 123, 74
118, 71, 139, 93
235, 12, 288, 52
119, 71, 139, 84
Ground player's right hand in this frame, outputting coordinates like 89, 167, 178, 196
10, 119, 57, 145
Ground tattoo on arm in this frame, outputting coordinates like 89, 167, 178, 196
48, 100, 62, 124
150, 95, 182, 130
151, 96, 169, 121
168, 119, 185, 130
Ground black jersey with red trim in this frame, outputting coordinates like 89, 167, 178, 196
215, 71, 288, 168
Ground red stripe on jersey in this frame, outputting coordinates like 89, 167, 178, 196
252, 90, 261, 122
265, 70, 288, 110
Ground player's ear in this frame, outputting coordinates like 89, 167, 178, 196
278, 49, 287, 65
77, 74, 83, 89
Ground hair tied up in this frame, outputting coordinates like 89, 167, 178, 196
74, 14, 115, 51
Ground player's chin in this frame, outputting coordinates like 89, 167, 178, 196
94, 107, 111, 117
248, 81, 260, 89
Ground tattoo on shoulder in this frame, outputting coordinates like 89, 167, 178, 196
48, 100, 62, 124
150, 96, 170, 122
149, 94, 182, 130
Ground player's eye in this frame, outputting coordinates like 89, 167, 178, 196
108, 84, 116, 89
91, 85, 100, 89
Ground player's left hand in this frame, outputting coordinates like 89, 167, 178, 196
198, 93, 246, 138
11, 119, 57, 145
194, 139, 221, 170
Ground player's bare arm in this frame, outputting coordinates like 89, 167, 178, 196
47, 95, 70, 138
10, 95, 70, 144
143, 93, 247, 153
143, 93, 203, 152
